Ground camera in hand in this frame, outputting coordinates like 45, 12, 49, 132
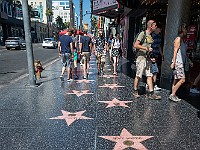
146, 51, 155, 58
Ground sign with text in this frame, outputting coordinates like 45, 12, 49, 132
93, 0, 118, 14
184, 25, 196, 50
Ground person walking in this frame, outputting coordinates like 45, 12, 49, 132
133, 20, 161, 100
58, 29, 74, 81
111, 33, 121, 75
94, 30, 107, 75
79, 31, 92, 79
151, 27, 163, 91
108, 34, 113, 64
71, 29, 79, 79
169, 23, 193, 102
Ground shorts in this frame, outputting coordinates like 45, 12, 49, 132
136, 56, 153, 78
174, 62, 185, 79
112, 48, 119, 57
96, 53, 106, 64
81, 52, 90, 63
61, 53, 72, 68
152, 62, 159, 74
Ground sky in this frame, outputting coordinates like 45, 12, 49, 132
73, 0, 92, 28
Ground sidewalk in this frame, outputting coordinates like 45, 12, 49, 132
0, 54, 200, 150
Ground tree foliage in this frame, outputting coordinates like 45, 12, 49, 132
56, 16, 64, 30
91, 16, 98, 36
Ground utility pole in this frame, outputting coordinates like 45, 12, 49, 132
80, 0, 83, 30
22, 0, 36, 86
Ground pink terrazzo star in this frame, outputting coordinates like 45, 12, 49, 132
102, 75, 118, 78
98, 98, 132, 108
99, 84, 125, 89
99, 128, 153, 150
65, 90, 93, 97
76, 79, 95, 83
49, 110, 93, 126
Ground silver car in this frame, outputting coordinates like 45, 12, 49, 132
42, 38, 57, 49
5, 37, 26, 50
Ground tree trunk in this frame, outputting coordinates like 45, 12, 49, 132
80, 0, 83, 30
69, 0, 74, 28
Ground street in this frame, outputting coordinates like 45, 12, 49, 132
0, 43, 58, 87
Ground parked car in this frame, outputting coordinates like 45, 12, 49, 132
5, 37, 26, 50
42, 38, 57, 49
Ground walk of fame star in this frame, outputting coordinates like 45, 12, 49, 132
102, 75, 118, 78
65, 90, 93, 97
99, 128, 153, 150
98, 98, 132, 108
99, 84, 125, 89
76, 79, 95, 83
49, 110, 93, 126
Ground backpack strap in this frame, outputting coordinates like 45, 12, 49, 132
140, 31, 146, 45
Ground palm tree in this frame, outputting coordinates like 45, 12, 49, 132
91, 16, 98, 36
56, 16, 64, 30
64, 22, 70, 29
46, 8, 53, 37
46, 8, 53, 22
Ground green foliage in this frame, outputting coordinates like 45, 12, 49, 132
56, 16, 64, 30
64, 22, 70, 29
91, 16, 98, 36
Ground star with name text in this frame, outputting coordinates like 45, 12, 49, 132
98, 98, 132, 108
99, 84, 125, 89
49, 110, 93, 126
76, 79, 95, 83
65, 90, 93, 97
99, 128, 153, 150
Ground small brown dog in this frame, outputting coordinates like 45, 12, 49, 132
34, 60, 44, 79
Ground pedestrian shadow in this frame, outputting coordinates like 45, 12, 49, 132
36, 77, 60, 85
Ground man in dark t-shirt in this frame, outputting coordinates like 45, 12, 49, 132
58, 29, 74, 81
79, 31, 92, 79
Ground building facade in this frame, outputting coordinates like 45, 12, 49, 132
0, 0, 24, 45
52, 0, 77, 28
28, 0, 52, 24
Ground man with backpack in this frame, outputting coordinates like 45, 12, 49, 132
133, 20, 161, 100
79, 30, 92, 79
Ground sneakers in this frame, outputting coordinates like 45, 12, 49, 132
154, 85, 161, 91
83, 75, 87, 79
67, 78, 73, 82
74, 75, 79, 80
133, 90, 140, 98
190, 88, 200, 94
60, 75, 64, 81
148, 93, 161, 100
146, 84, 161, 91
169, 94, 181, 102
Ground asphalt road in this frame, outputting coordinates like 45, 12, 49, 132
0, 43, 58, 86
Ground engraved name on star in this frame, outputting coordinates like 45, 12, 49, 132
76, 79, 95, 83
98, 98, 133, 108
65, 90, 93, 97
102, 75, 118, 78
49, 110, 93, 126
99, 128, 153, 150
99, 84, 125, 89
